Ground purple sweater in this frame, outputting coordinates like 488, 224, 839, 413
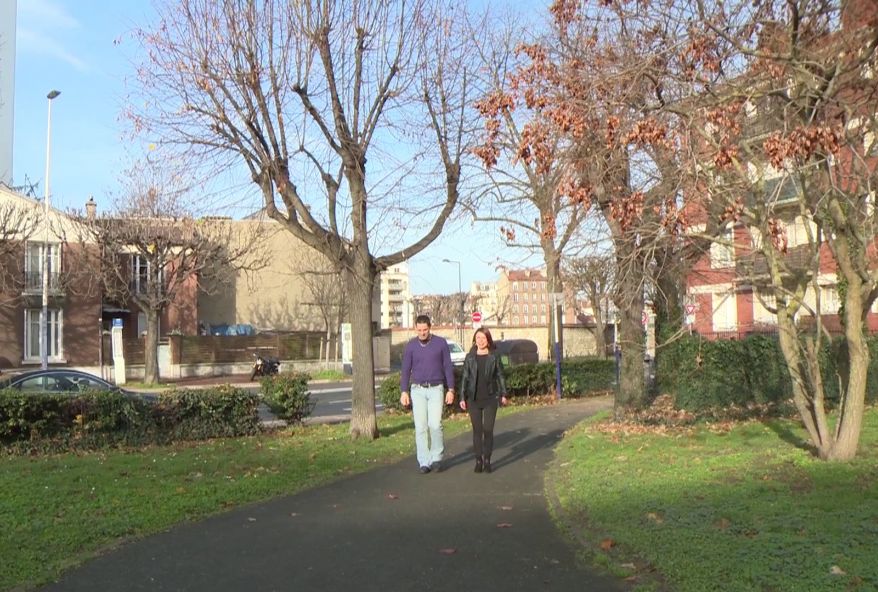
400, 335, 455, 393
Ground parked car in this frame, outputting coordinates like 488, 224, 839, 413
447, 340, 467, 366
0, 369, 134, 397
494, 339, 540, 366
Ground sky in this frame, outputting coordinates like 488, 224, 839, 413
10, 0, 547, 297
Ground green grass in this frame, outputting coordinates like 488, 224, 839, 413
309, 369, 348, 381
549, 408, 878, 592
0, 413, 473, 591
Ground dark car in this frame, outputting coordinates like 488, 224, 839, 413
494, 339, 540, 366
0, 369, 133, 396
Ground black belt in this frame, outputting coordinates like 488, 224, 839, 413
415, 382, 443, 388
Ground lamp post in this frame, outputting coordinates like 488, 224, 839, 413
40, 89, 61, 370
442, 258, 463, 344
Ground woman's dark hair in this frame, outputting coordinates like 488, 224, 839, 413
470, 327, 496, 351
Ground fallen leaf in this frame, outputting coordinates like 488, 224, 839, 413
289, 513, 299, 517
496, 522, 513, 528
600, 538, 616, 551
646, 512, 664, 524
386, 493, 399, 500
715, 518, 731, 530
829, 565, 846, 576
247, 517, 256, 522
499, 505, 513, 511
438, 548, 457, 555
621, 563, 636, 570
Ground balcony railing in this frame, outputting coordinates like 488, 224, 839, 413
23, 271, 63, 294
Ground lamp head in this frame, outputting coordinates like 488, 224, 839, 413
47, 90, 61, 100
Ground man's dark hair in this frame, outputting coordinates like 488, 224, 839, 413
415, 314, 432, 326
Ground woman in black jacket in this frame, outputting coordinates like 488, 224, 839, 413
458, 328, 508, 473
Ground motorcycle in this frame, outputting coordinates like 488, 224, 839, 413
250, 353, 280, 380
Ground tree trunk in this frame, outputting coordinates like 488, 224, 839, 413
144, 309, 160, 384
614, 265, 646, 417
345, 263, 379, 441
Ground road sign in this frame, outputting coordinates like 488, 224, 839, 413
472, 311, 482, 323
684, 304, 696, 315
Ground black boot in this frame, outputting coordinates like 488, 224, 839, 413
483, 455, 492, 474
474, 457, 483, 473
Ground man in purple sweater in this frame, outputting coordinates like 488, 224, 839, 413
400, 315, 456, 473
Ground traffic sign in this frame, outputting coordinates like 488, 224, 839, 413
472, 311, 482, 323
684, 304, 696, 315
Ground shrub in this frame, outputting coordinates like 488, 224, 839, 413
153, 385, 261, 439
503, 358, 615, 398
260, 372, 314, 424
377, 372, 403, 412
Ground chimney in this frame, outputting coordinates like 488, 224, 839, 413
85, 196, 96, 220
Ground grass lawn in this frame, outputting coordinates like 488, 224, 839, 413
0, 412, 477, 591
549, 407, 878, 592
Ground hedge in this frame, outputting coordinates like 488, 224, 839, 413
656, 333, 878, 411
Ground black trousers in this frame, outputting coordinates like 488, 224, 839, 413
468, 399, 499, 458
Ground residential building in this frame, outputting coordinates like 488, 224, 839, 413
684, 2, 878, 337
0, 187, 197, 368
376, 262, 414, 329
470, 280, 499, 324
495, 267, 583, 327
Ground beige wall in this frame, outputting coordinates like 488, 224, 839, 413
198, 219, 330, 332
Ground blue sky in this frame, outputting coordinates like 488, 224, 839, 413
11, 0, 544, 297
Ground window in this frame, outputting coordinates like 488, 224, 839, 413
541, 315, 547, 323
710, 226, 735, 269
514, 293, 519, 302
712, 293, 737, 331
24, 242, 61, 291
532, 315, 538, 324
531, 281, 537, 289
24, 309, 62, 361
819, 286, 841, 314
512, 282, 518, 291
523, 304, 529, 315
753, 291, 777, 324
513, 304, 519, 314
133, 255, 163, 294
513, 316, 520, 325
524, 292, 529, 302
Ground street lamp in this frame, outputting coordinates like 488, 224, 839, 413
41, 89, 61, 370
442, 258, 463, 344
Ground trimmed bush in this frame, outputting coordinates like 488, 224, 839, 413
377, 372, 403, 412
657, 333, 878, 412
152, 385, 261, 439
260, 372, 314, 424
503, 358, 615, 398
2, 386, 260, 453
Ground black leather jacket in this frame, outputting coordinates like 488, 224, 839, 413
458, 351, 507, 403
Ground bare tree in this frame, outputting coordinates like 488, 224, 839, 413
131, 0, 482, 439
563, 254, 614, 357
78, 162, 263, 383
296, 256, 348, 365
0, 195, 42, 308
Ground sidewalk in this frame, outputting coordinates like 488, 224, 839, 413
40, 396, 629, 592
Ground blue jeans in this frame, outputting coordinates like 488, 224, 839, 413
410, 384, 445, 467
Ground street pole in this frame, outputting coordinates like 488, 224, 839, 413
442, 258, 463, 344
41, 90, 61, 370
